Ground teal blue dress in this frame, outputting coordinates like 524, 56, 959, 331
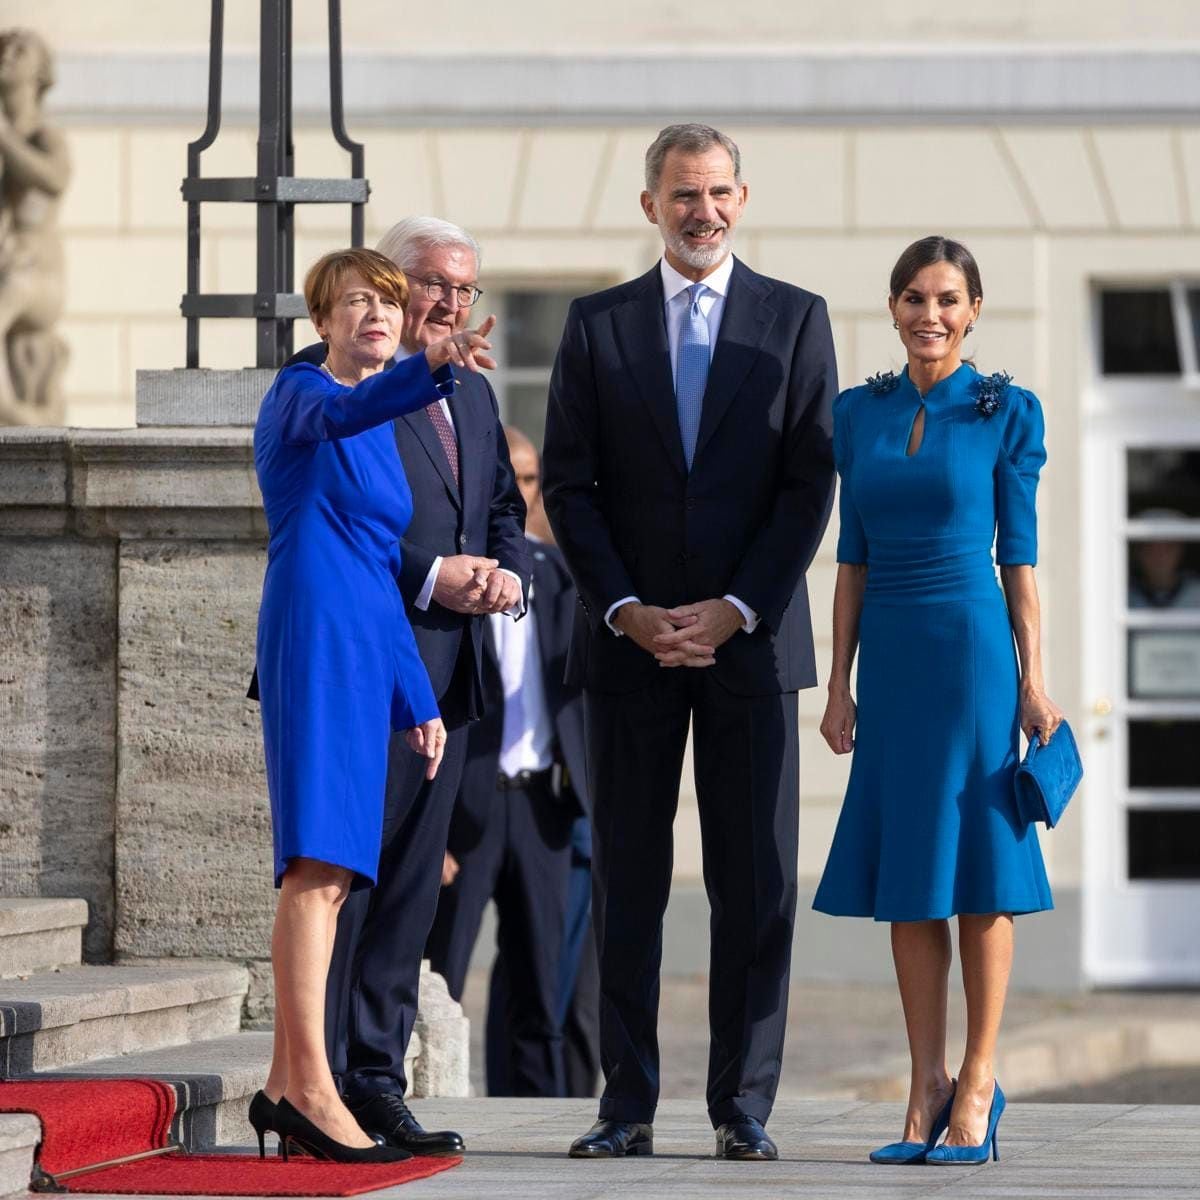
812, 363, 1053, 921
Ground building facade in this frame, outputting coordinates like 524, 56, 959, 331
7, 1, 1200, 986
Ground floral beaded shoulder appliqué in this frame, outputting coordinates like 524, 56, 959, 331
972, 370, 1012, 419
864, 370, 900, 395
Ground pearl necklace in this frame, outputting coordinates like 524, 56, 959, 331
320, 361, 354, 387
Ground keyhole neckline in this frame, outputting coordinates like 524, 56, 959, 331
905, 402, 927, 459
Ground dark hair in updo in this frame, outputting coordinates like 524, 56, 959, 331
889, 236, 983, 303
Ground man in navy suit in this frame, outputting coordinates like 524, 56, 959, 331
543, 125, 838, 1161
293, 217, 532, 1155
425, 425, 596, 1098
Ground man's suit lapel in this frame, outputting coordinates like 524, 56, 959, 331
398, 394, 462, 510
694, 260, 777, 462
611, 268, 688, 477
454, 372, 494, 522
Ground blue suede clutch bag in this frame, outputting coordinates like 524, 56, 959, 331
1014, 720, 1083, 829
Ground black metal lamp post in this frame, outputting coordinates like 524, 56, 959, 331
180, 0, 369, 369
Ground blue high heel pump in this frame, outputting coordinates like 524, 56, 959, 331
869, 1080, 957, 1165
926, 1080, 1005, 1165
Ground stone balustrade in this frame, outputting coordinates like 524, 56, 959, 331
0, 424, 470, 1094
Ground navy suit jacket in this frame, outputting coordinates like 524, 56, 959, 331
284, 343, 531, 720
447, 539, 589, 855
542, 258, 837, 697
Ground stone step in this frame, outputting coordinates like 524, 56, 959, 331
810, 1011, 1200, 1101
0, 899, 88, 980
0, 1114, 39, 1199
57, 1029, 274, 1151
51, 1028, 422, 1151
0, 963, 247, 1077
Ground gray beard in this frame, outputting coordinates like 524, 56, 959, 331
661, 225, 734, 272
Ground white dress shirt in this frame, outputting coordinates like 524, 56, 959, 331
393, 344, 524, 617
605, 254, 759, 637
490, 569, 555, 778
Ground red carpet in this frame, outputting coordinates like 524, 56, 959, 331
65, 1154, 461, 1196
0, 1080, 461, 1195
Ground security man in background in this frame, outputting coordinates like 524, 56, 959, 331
426, 426, 596, 1097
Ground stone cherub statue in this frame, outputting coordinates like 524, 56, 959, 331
0, 29, 69, 425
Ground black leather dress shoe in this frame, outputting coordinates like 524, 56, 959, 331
349, 1093, 465, 1155
568, 1119, 653, 1158
715, 1116, 778, 1161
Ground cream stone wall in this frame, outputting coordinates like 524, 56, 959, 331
56, 121, 1200, 420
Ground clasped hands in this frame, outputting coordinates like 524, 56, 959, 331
614, 599, 745, 668
433, 554, 522, 615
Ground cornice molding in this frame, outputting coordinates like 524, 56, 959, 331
47, 48, 1200, 124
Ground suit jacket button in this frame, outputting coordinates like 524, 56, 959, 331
459, 532, 468, 547
677, 553, 688, 565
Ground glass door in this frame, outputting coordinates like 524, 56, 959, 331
1085, 439, 1200, 983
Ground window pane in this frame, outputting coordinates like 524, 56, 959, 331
1128, 719, 1200, 789
1100, 290, 1180, 375
1128, 810, 1200, 880
1128, 541, 1200, 609
503, 381, 550, 450
1127, 448, 1200, 518
1128, 629, 1200, 698
505, 292, 574, 369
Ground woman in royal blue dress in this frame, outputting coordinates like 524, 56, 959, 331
813, 237, 1064, 1166
250, 248, 496, 1163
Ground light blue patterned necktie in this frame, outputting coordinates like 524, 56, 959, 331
675, 283, 710, 469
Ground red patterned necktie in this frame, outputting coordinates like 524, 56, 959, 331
426, 401, 460, 487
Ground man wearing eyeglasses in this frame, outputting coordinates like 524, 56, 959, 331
288, 216, 531, 1156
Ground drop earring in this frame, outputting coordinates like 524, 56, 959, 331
892, 319, 899, 330
966, 322, 975, 335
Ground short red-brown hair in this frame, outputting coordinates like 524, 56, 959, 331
303, 248, 410, 323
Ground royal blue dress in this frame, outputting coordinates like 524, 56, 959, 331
254, 357, 446, 890
812, 362, 1054, 921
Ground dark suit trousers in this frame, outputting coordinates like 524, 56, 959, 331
426, 777, 574, 1097
326, 719, 470, 1101
483, 820, 600, 1099
586, 669, 799, 1128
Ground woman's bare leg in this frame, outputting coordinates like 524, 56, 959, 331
265, 995, 288, 1102
945, 913, 1013, 1146
272, 857, 373, 1148
891, 920, 955, 1142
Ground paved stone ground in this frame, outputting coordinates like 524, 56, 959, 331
78, 1098, 1200, 1199
460, 970, 1200, 1102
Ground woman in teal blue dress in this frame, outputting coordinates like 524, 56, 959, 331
813, 237, 1064, 1166
251, 248, 496, 1162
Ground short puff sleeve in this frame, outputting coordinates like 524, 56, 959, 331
834, 389, 868, 564
994, 388, 1047, 566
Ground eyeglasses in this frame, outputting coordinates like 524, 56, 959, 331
406, 274, 483, 308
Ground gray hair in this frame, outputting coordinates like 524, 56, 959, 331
374, 216, 482, 273
644, 124, 741, 194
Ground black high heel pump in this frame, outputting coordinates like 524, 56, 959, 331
247, 1090, 279, 1159
274, 1097, 412, 1164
